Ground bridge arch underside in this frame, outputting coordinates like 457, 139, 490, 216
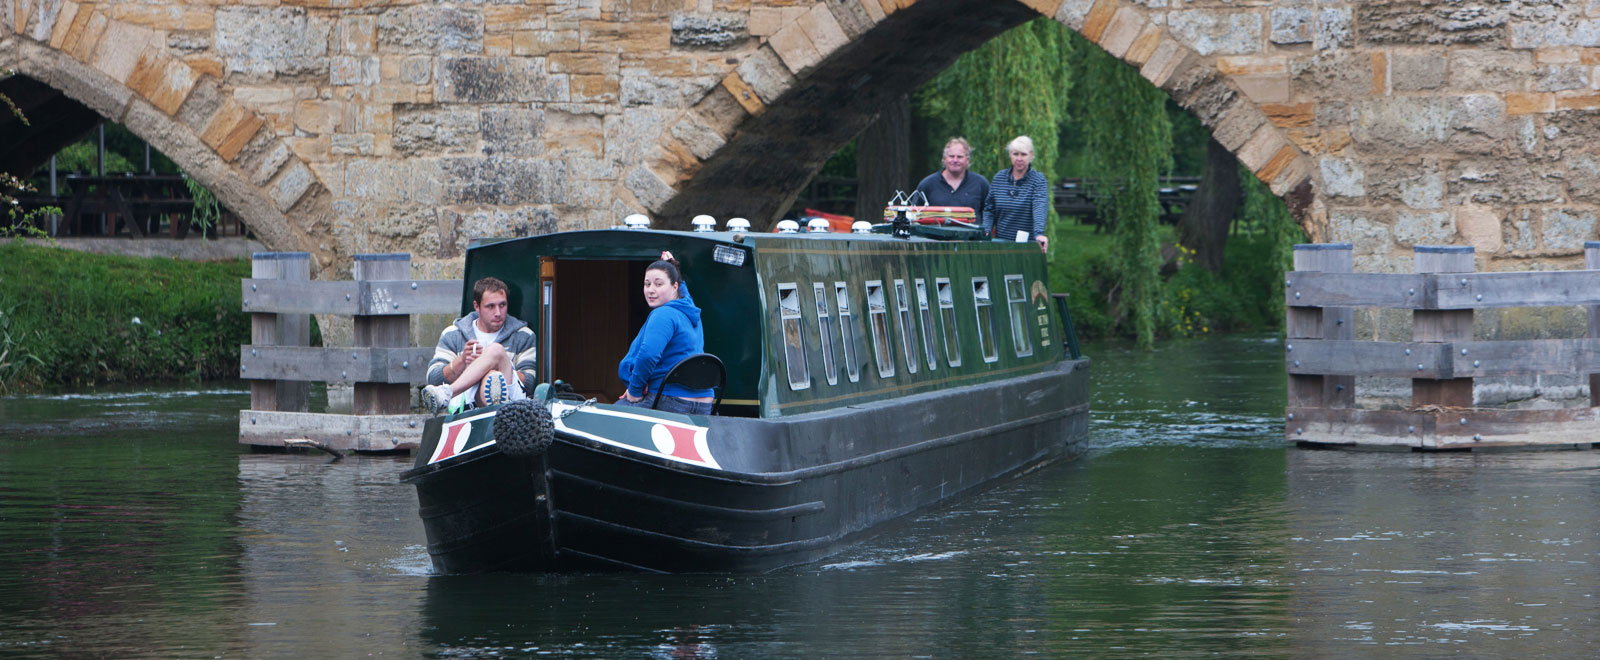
1, 37, 329, 266
657, 0, 1317, 235
657, 0, 1038, 226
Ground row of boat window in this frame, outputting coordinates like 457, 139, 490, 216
776, 275, 1035, 391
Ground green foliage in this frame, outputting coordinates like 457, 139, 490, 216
51, 139, 137, 175
1076, 34, 1172, 348
186, 176, 221, 239
920, 18, 1072, 184
0, 243, 251, 392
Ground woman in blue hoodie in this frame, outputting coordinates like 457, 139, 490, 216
616, 252, 715, 414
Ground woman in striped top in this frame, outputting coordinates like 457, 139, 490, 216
981, 136, 1050, 254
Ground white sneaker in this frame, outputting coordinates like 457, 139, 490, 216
480, 372, 509, 407
422, 383, 453, 415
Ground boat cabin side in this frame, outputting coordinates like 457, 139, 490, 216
457, 230, 1066, 419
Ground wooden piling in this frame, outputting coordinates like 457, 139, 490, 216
353, 254, 414, 415
1288, 244, 1353, 409
1412, 246, 1475, 410
1589, 242, 1600, 407
249, 252, 310, 413
238, 253, 462, 452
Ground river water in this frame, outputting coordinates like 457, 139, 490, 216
2, 334, 1599, 658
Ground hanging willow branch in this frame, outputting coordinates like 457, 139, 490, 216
1078, 37, 1172, 349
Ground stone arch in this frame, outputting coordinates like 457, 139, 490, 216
637, 0, 1315, 235
2, 13, 337, 271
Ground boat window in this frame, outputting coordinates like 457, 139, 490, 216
893, 279, 918, 375
936, 278, 961, 367
835, 282, 861, 382
1005, 274, 1033, 358
865, 281, 895, 379
915, 279, 938, 371
777, 283, 810, 390
813, 283, 837, 386
973, 277, 998, 363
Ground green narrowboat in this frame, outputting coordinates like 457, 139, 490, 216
400, 222, 1091, 573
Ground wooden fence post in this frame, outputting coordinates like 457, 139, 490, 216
353, 253, 414, 415
1588, 241, 1600, 407
1288, 243, 1353, 410
249, 252, 310, 413
1413, 246, 1475, 409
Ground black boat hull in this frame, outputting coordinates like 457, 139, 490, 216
402, 358, 1090, 574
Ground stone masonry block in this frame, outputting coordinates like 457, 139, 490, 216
330, 56, 380, 86
797, 3, 848, 61
47, 1, 79, 49
440, 158, 568, 205
377, 7, 483, 55
1363, 0, 1507, 46
1098, 6, 1146, 59
1080, 0, 1118, 42
482, 107, 544, 157
625, 163, 675, 212
338, 16, 375, 55
435, 57, 567, 103
215, 7, 331, 78
1236, 124, 1286, 172
129, 52, 198, 116
670, 12, 748, 49
1456, 204, 1504, 253
1166, 10, 1262, 56
93, 20, 158, 84
270, 160, 315, 212
1270, 8, 1311, 45
1540, 209, 1597, 249
1391, 51, 1447, 91
768, 20, 821, 73
736, 45, 794, 104
1125, 23, 1163, 66
1448, 50, 1533, 91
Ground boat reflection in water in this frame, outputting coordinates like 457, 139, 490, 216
402, 213, 1091, 573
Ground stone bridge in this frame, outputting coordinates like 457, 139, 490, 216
4, 0, 1599, 277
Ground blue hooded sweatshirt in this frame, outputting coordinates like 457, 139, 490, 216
618, 282, 713, 399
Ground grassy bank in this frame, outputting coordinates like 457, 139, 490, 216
0, 242, 251, 393
1050, 221, 1289, 341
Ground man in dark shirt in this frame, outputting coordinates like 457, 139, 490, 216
913, 137, 989, 227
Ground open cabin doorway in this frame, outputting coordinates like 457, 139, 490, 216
544, 259, 651, 403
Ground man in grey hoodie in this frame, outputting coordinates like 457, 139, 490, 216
421, 277, 538, 414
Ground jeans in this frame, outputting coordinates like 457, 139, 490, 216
616, 394, 713, 415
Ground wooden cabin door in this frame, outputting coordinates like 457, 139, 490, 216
551, 260, 650, 402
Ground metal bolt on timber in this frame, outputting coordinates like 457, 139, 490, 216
1461, 349, 1468, 355
1461, 418, 1468, 425
1474, 361, 1480, 367
252, 283, 257, 291
1474, 435, 1482, 441
1408, 426, 1415, 433
411, 282, 418, 289
1405, 349, 1412, 355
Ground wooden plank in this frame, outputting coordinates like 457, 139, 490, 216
360, 280, 462, 315
1288, 406, 1600, 449
1435, 270, 1600, 309
241, 279, 462, 315
1450, 338, 1600, 377
1589, 242, 1599, 406
249, 253, 310, 413
240, 346, 433, 384
244, 280, 360, 315
1286, 272, 1427, 309
1413, 246, 1474, 409
239, 410, 424, 452
354, 255, 413, 415
1287, 245, 1352, 408
1287, 340, 1450, 378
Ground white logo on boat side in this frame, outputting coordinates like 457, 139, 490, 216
552, 404, 719, 470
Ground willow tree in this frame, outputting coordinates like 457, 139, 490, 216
919, 18, 1072, 193
1074, 35, 1172, 348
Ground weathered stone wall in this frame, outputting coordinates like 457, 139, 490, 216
4, 0, 1600, 284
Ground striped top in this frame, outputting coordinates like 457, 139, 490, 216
981, 167, 1050, 241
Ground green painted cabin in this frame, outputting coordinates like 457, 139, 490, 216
460, 229, 1065, 418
